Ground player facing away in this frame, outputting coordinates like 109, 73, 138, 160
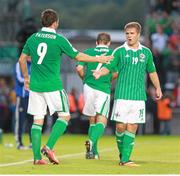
93, 22, 162, 167
19, 9, 113, 165
76, 33, 118, 160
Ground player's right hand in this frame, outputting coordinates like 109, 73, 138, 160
24, 77, 30, 91
155, 87, 163, 100
97, 54, 113, 64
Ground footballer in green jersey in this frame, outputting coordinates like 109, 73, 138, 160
18, 9, 113, 165
93, 22, 162, 167
76, 33, 118, 160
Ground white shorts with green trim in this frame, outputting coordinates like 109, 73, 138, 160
83, 84, 110, 118
111, 99, 145, 124
28, 90, 70, 117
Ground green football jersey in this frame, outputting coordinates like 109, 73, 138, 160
78, 45, 117, 94
105, 42, 156, 100
22, 27, 79, 92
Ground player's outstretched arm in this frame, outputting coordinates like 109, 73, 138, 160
149, 72, 163, 100
75, 52, 113, 64
92, 67, 110, 79
19, 53, 30, 90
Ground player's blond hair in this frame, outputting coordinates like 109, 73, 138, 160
124, 22, 142, 33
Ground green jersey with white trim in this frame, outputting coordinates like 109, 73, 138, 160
105, 42, 156, 100
22, 27, 79, 92
78, 45, 116, 94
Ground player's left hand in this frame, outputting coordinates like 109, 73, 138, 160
92, 70, 101, 79
155, 87, 162, 100
97, 54, 113, 64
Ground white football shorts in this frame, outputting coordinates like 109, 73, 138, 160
28, 89, 70, 118
111, 99, 145, 124
83, 84, 110, 118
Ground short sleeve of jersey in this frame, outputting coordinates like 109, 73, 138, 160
59, 36, 79, 59
112, 66, 118, 73
146, 49, 156, 73
77, 61, 85, 67
104, 48, 120, 71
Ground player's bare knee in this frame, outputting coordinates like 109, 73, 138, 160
116, 123, 126, 132
58, 115, 71, 122
33, 116, 44, 125
96, 114, 107, 125
57, 112, 71, 121
89, 116, 96, 124
127, 123, 138, 133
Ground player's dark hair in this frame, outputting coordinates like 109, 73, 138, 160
96, 33, 111, 45
41, 9, 59, 27
124, 22, 142, 33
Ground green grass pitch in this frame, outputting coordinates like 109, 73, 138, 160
0, 134, 180, 174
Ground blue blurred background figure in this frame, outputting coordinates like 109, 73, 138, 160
14, 58, 33, 149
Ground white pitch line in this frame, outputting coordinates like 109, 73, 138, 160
0, 159, 33, 167
0, 148, 115, 167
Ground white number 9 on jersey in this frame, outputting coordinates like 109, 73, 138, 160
37, 42, 47, 64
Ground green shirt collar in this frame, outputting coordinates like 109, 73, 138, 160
124, 42, 142, 51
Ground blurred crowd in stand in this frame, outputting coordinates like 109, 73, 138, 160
143, 0, 180, 135
0, 77, 15, 133
145, 0, 180, 93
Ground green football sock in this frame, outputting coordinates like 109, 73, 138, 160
88, 124, 98, 154
93, 140, 98, 155
46, 118, 68, 149
31, 124, 42, 160
88, 124, 95, 138
121, 130, 135, 163
89, 122, 105, 153
115, 131, 125, 159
